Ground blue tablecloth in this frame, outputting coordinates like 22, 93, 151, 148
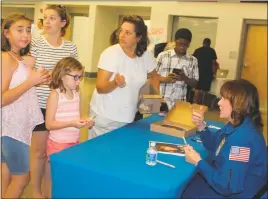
50, 114, 224, 198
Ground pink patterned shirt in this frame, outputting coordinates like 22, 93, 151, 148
1, 54, 44, 145
48, 89, 80, 143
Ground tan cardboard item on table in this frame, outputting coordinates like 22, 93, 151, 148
150, 101, 208, 138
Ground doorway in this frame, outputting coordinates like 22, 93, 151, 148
237, 20, 267, 112
237, 20, 267, 143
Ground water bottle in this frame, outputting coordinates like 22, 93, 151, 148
146, 142, 158, 166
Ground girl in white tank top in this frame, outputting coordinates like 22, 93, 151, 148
1, 14, 50, 198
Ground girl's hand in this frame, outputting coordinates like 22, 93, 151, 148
184, 145, 202, 166
72, 119, 87, 128
43, 70, 52, 85
28, 66, 50, 86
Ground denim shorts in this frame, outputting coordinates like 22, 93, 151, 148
1, 136, 30, 175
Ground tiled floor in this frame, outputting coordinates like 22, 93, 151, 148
19, 77, 267, 198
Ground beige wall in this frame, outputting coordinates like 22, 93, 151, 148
66, 6, 90, 15
1, 7, 35, 20
2, 1, 267, 78
91, 6, 119, 73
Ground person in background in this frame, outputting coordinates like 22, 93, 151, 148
193, 38, 218, 104
156, 28, 199, 110
44, 57, 94, 198
1, 14, 49, 198
88, 15, 159, 139
181, 79, 266, 198
37, 18, 43, 30
109, 28, 119, 45
30, 5, 79, 198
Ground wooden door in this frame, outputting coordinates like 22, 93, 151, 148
241, 25, 267, 112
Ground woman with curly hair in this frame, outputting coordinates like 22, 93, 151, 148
89, 15, 159, 139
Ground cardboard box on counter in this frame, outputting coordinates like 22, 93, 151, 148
150, 101, 208, 138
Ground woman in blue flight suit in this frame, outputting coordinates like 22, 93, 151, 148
181, 79, 266, 198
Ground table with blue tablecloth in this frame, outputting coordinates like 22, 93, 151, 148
50, 114, 224, 198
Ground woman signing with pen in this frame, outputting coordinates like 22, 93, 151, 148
180, 79, 266, 198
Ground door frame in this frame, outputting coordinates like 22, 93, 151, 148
236, 19, 267, 79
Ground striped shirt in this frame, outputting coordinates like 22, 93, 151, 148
49, 89, 80, 143
156, 49, 199, 109
30, 36, 79, 109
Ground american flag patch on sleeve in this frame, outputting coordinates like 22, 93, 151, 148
229, 146, 250, 162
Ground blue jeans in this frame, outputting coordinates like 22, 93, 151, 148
1, 136, 30, 175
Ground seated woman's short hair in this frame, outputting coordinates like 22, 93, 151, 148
220, 79, 263, 132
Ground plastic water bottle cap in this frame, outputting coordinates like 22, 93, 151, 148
151, 142, 156, 147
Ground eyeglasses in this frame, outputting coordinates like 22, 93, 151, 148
67, 74, 84, 81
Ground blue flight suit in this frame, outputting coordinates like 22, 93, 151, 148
181, 117, 267, 198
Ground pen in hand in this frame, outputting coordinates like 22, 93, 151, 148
183, 136, 188, 146
191, 137, 202, 143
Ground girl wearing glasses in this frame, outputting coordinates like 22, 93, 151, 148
29, 5, 79, 198
44, 57, 94, 198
